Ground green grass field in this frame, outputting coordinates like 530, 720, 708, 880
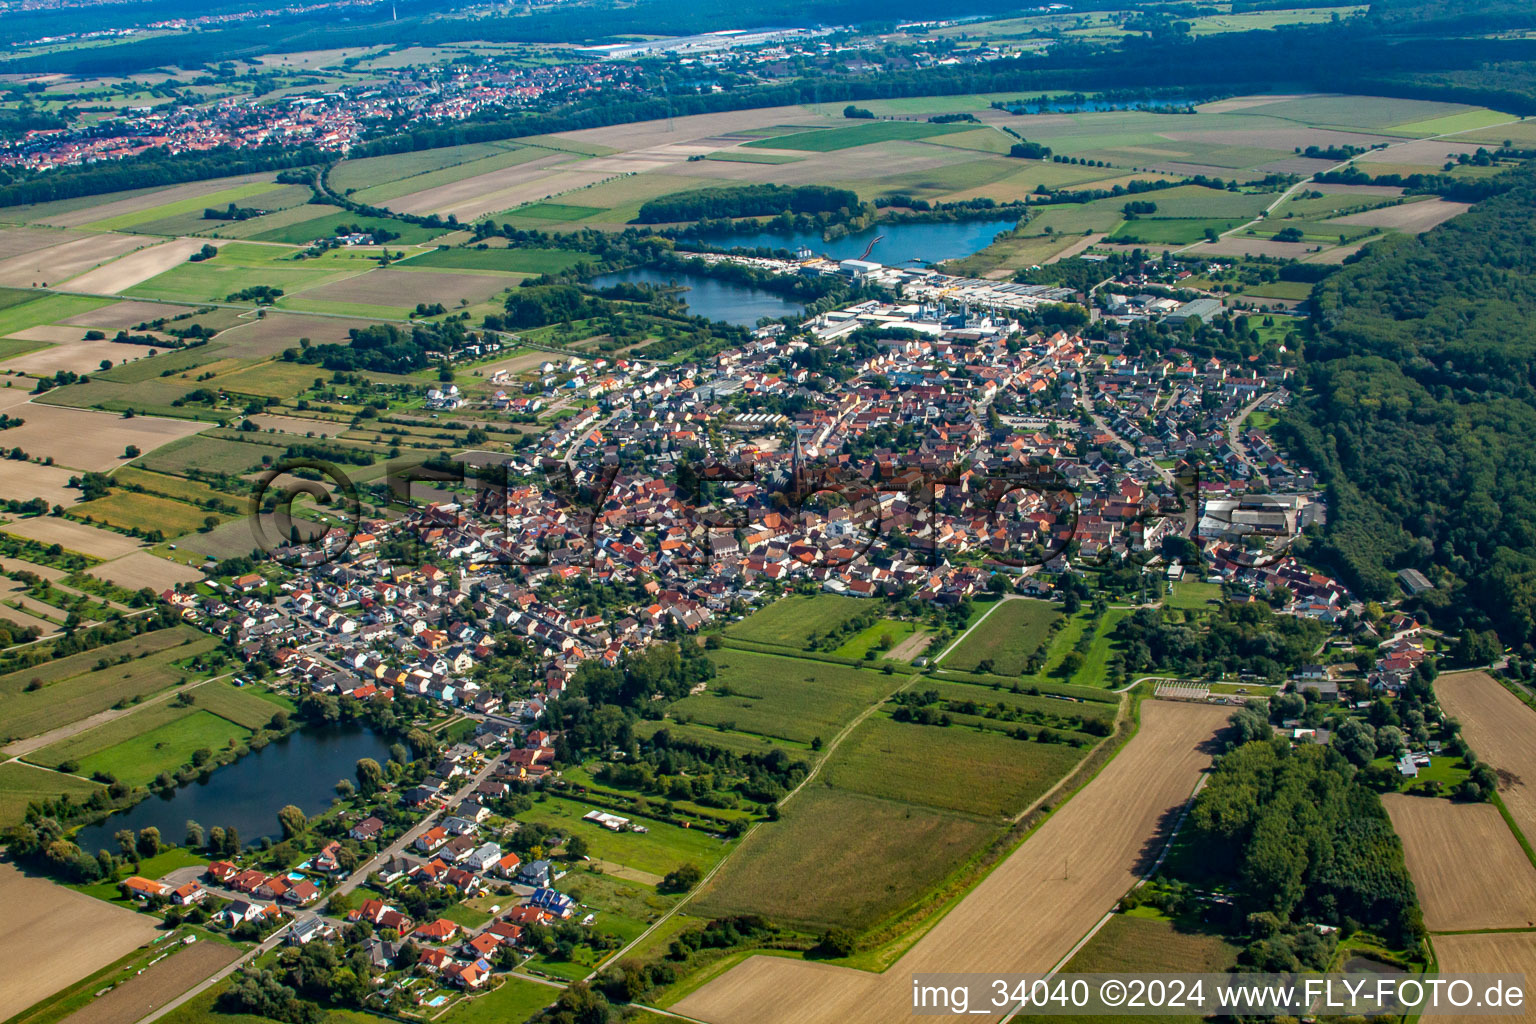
0, 626, 218, 740
1166, 580, 1223, 611
124, 241, 361, 304
831, 619, 923, 661
84, 182, 299, 233
71, 491, 233, 538
744, 120, 975, 152
0, 293, 111, 338
825, 713, 1089, 817
27, 700, 202, 770
137, 434, 282, 476
692, 786, 992, 931
506, 202, 604, 221
705, 150, 805, 164
668, 650, 902, 745
73, 709, 250, 785
1111, 217, 1247, 245
437, 976, 556, 1024
722, 594, 875, 650
0, 761, 103, 827
247, 211, 446, 246
513, 794, 730, 877
192, 679, 291, 730
942, 598, 1061, 675
395, 246, 588, 274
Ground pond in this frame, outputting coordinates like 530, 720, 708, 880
74, 722, 399, 852
682, 216, 1021, 266
587, 268, 804, 327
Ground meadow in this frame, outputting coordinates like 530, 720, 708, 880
0, 626, 218, 740
721, 593, 873, 649
71, 709, 251, 786
824, 713, 1089, 818
942, 597, 1061, 675
513, 794, 730, 878
691, 786, 994, 931
667, 650, 902, 745
71, 491, 233, 538
0, 761, 103, 827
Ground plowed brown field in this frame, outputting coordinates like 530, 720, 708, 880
674, 700, 1232, 1024
1382, 794, 1536, 931
1436, 672, 1536, 846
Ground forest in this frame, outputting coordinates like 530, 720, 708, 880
1182, 739, 1424, 958
1280, 162, 1536, 648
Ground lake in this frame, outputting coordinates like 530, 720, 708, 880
75, 723, 398, 852
682, 216, 1020, 266
588, 268, 804, 327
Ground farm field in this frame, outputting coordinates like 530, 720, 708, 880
2, 515, 143, 559
0, 861, 160, 1019
1059, 910, 1241, 973
1429, 933, 1536, 1023
87, 551, 205, 592
48, 938, 241, 1024
743, 121, 976, 152
394, 246, 588, 274
0, 234, 162, 290
70, 491, 233, 538
942, 597, 1061, 675
1381, 794, 1536, 932
690, 786, 994, 932
675, 700, 1233, 1024
1434, 671, 1536, 846
823, 714, 1088, 818
0, 625, 218, 741
722, 594, 875, 650
0, 403, 205, 472
666, 650, 902, 745
0, 761, 103, 827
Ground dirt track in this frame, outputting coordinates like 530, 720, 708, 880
674, 700, 1232, 1024
1436, 671, 1536, 847
0, 862, 160, 1018
1381, 793, 1536, 931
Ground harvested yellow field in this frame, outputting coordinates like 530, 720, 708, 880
88, 551, 205, 592
1436, 671, 1536, 847
1, 515, 143, 559
0, 862, 160, 1018
1381, 793, 1536, 931
0, 234, 156, 289
66, 238, 228, 295
675, 700, 1233, 1024
1427, 932, 1536, 1023
0, 405, 203, 471
1329, 198, 1470, 232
